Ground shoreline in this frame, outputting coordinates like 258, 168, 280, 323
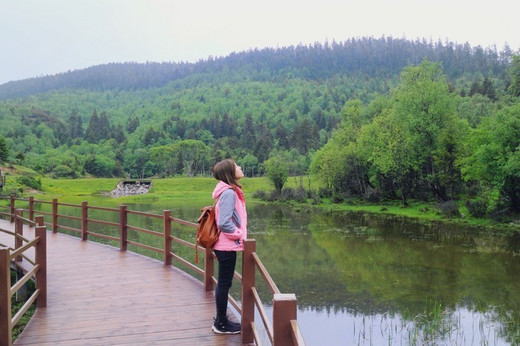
1, 175, 518, 233
274, 198, 520, 233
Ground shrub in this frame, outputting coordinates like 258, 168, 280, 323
268, 190, 282, 201
465, 198, 488, 218
294, 186, 307, 203
318, 187, 333, 198
308, 190, 321, 205
16, 175, 42, 190
437, 200, 460, 217
281, 187, 295, 200
364, 188, 382, 203
254, 187, 319, 204
252, 190, 267, 200
52, 165, 77, 178
332, 193, 344, 203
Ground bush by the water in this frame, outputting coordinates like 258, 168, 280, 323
437, 200, 460, 217
254, 186, 311, 203
318, 187, 333, 198
252, 186, 319, 205
465, 198, 488, 218
364, 188, 382, 203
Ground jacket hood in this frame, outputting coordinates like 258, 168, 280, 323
212, 181, 245, 201
212, 181, 232, 200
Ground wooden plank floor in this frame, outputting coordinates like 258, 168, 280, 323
0, 219, 244, 345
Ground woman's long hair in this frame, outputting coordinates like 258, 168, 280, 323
213, 159, 242, 188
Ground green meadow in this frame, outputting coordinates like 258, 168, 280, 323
38, 176, 314, 202
0, 175, 511, 232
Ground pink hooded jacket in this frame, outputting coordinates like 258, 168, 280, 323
212, 181, 247, 251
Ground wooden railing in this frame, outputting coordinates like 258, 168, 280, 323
0, 195, 305, 346
0, 210, 47, 346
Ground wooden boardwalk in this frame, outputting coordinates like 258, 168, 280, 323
0, 219, 243, 345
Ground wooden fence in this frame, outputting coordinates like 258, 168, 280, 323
0, 195, 305, 346
0, 210, 47, 346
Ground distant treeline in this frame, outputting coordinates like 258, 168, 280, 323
0, 36, 513, 99
0, 36, 518, 214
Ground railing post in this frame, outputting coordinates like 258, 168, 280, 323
120, 205, 127, 251
9, 193, 15, 222
29, 196, 34, 223
15, 208, 23, 262
163, 210, 172, 265
35, 224, 47, 308
241, 239, 256, 344
203, 247, 214, 291
52, 198, 58, 233
35, 215, 44, 228
273, 293, 298, 346
81, 201, 88, 241
0, 248, 11, 346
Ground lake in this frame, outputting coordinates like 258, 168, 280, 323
31, 197, 520, 345
245, 204, 520, 345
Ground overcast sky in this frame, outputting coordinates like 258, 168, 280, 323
1, 0, 517, 85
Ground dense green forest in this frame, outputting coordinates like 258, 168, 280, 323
0, 36, 519, 215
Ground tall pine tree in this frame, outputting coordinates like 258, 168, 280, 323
0, 135, 8, 162
85, 110, 100, 143
68, 109, 83, 139
85, 110, 110, 143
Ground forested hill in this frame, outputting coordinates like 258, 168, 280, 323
1, 36, 519, 215
0, 37, 512, 100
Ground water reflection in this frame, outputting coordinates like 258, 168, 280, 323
30, 198, 520, 345
248, 204, 520, 345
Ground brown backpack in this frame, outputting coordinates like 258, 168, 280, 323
195, 203, 220, 263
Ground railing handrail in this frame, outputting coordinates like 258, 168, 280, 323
1, 195, 305, 345
0, 212, 47, 346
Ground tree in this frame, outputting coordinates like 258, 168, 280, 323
113, 125, 127, 144
84, 110, 111, 143
461, 102, 520, 212
173, 140, 211, 176
392, 59, 462, 201
481, 77, 497, 101
358, 110, 415, 204
83, 154, 116, 177
254, 124, 273, 163
143, 126, 161, 145
469, 80, 481, 97
274, 122, 290, 149
265, 155, 288, 193
150, 140, 211, 177
150, 145, 178, 176
508, 55, 520, 97
15, 152, 25, 163
0, 135, 8, 162
123, 148, 152, 178
68, 109, 83, 139
290, 119, 319, 154
126, 116, 140, 134
237, 154, 259, 177
98, 112, 111, 140
241, 113, 256, 150
310, 99, 371, 197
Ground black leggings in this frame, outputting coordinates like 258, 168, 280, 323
214, 250, 237, 320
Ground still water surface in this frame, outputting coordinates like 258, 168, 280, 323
246, 204, 520, 345
34, 198, 520, 345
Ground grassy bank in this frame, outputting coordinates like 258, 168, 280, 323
1, 173, 518, 232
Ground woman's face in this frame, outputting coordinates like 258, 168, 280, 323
235, 164, 244, 179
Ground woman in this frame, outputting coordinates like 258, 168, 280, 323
211, 158, 247, 335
